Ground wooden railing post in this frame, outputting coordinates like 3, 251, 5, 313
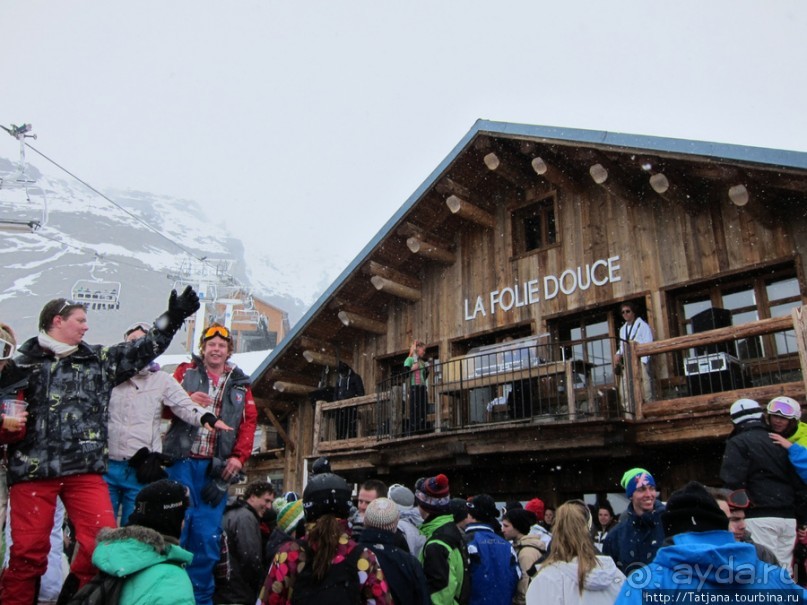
312, 399, 324, 455
792, 305, 807, 397
629, 341, 644, 420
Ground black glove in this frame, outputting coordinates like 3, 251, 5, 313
201, 478, 229, 506
166, 286, 200, 327
128, 447, 175, 484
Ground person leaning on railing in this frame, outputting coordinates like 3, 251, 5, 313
404, 340, 430, 434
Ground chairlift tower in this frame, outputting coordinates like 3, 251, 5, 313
167, 257, 251, 353
0, 123, 48, 232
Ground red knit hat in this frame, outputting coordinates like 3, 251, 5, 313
525, 498, 545, 521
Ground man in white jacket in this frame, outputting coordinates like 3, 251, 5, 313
104, 322, 231, 524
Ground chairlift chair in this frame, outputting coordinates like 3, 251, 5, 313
71, 257, 122, 311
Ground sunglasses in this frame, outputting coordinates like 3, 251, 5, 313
1, 337, 15, 360
621, 309, 633, 315
727, 489, 750, 510
58, 299, 84, 315
203, 325, 231, 341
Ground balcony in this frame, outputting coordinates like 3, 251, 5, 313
311, 308, 807, 457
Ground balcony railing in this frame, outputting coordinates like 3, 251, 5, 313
312, 307, 807, 452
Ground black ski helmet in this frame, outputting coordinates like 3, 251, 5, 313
303, 472, 352, 521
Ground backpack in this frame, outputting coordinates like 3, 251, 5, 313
65, 571, 126, 605
67, 561, 185, 605
290, 541, 365, 605
426, 522, 471, 605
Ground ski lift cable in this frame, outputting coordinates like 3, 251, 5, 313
33, 229, 160, 273
19, 138, 217, 271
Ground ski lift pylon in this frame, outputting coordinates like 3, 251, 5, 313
71, 255, 122, 311
1, 123, 48, 232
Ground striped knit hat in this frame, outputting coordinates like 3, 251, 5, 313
415, 474, 451, 514
277, 499, 305, 534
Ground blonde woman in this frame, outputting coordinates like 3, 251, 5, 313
527, 501, 624, 605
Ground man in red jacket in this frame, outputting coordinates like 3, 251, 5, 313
164, 322, 258, 605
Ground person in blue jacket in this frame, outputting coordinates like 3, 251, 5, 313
770, 431, 807, 482
602, 469, 665, 574
615, 481, 806, 605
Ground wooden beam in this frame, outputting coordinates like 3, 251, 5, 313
406, 236, 455, 264
434, 177, 472, 199
298, 336, 339, 357
264, 406, 295, 452
273, 381, 316, 395
727, 183, 780, 229
648, 171, 699, 213
364, 260, 421, 289
338, 310, 387, 334
588, 162, 637, 202
302, 349, 338, 366
793, 306, 807, 400
370, 275, 422, 301
445, 195, 496, 229
531, 157, 578, 191
483, 151, 531, 189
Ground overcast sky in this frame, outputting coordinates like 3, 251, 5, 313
3, 1, 806, 304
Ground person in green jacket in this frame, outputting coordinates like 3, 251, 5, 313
91, 479, 195, 605
766, 396, 807, 446
415, 473, 470, 605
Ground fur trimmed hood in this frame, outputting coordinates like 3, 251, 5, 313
93, 525, 192, 577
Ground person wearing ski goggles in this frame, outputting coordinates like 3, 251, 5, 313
766, 396, 807, 447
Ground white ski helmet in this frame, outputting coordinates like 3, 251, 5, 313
729, 399, 763, 424
767, 396, 802, 420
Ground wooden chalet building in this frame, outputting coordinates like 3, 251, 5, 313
246, 120, 807, 504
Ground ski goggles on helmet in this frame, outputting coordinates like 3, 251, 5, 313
0, 336, 15, 360
766, 396, 801, 420
727, 489, 750, 510
123, 322, 151, 339
203, 325, 231, 342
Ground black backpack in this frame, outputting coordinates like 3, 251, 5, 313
66, 561, 185, 605
290, 541, 365, 605
65, 571, 126, 605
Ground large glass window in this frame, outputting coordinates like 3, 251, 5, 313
670, 265, 801, 360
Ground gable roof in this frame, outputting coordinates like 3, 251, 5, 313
250, 119, 807, 383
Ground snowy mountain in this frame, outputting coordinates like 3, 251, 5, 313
0, 155, 310, 353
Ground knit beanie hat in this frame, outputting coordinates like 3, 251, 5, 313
389, 484, 416, 510
364, 497, 400, 533
504, 508, 537, 536
468, 494, 499, 524
277, 499, 305, 534
127, 479, 188, 539
662, 481, 729, 537
625, 470, 656, 498
730, 398, 763, 424
414, 474, 451, 514
620, 468, 650, 490
524, 498, 545, 522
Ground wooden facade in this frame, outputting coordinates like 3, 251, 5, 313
246, 121, 807, 504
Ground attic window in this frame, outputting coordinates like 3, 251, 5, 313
511, 194, 557, 255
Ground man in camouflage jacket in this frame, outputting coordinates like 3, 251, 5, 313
0, 287, 199, 605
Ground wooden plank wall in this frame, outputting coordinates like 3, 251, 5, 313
337, 178, 796, 396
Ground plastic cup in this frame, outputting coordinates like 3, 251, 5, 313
2, 399, 28, 431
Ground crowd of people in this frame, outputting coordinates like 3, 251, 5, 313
3, 292, 807, 604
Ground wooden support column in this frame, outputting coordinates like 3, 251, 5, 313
406, 236, 455, 264
531, 157, 578, 191
273, 381, 316, 395
370, 275, 422, 301
338, 310, 387, 334
793, 306, 807, 398
302, 349, 338, 366
445, 195, 496, 229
